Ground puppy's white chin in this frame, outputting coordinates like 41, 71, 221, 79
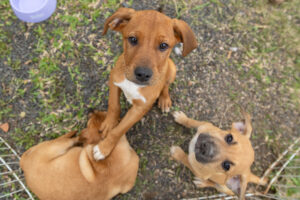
93, 145, 105, 161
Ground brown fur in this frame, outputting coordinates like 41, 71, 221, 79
95, 8, 197, 159
20, 111, 139, 200
170, 111, 268, 200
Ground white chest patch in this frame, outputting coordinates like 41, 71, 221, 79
114, 78, 146, 104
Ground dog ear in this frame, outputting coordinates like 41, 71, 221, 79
102, 8, 135, 35
79, 145, 96, 183
173, 19, 197, 57
232, 111, 252, 138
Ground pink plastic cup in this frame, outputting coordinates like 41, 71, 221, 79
10, 0, 56, 23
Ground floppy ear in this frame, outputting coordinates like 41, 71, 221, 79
102, 7, 135, 35
232, 111, 252, 138
173, 19, 198, 57
79, 145, 96, 182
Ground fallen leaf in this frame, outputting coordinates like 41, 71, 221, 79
20, 112, 26, 118
0, 123, 9, 132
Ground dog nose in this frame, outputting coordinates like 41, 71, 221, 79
195, 134, 218, 163
134, 67, 153, 83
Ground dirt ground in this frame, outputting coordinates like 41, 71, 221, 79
0, 0, 299, 199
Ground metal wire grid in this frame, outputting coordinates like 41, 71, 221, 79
0, 136, 34, 200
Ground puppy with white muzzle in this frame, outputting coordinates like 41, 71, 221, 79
170, 111, 267, 199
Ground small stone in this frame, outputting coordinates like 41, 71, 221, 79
230, 47, 238, 52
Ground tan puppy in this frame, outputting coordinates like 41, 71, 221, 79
170, 111, 267, 199
93, 8, 197, 160
20, 111, 139, 200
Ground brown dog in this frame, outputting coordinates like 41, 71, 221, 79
20, 111, 139, 200
93, 8, 197, 160
170, 111, 267, 199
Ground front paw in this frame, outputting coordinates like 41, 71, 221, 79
158, 95, 172, 113
93, 145, 105, 161
99, 117, 118, 138
193, 177, 207, 188
173, 111, 188, 125
170, 146, 185, 161
92, 139, 114, 161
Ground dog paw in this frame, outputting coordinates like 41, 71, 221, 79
173, 111, 187, 124
170, 146, 184, 161
99, 117, 118, 136
93, 145, 106, 161
193, 177, 207, 188
158, 95, 172, 113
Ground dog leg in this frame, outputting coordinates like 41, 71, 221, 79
158, 60, 176, 113
158, 84, 172, 113
170, 146, 196, 174
248, 172, 268, 185
214, 184, 235, 196
193, 177, 235, 196
94, 103, 151, 160
100, 72, 121, 136
173, 111, 212, 129
193, 177, 216, 188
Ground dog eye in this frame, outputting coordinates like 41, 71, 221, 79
128, 37, 138, 46
222, 161, 231, 171
159, 43, 169, 51
225, 134, 233, 144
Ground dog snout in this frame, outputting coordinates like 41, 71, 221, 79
134, 67, 153, 83
195, 134, 218, 163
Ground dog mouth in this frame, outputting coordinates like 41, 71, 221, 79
194, 134, 219, 163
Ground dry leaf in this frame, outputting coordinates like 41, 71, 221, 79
0, 123, 9, 132
20, 112, 26, 118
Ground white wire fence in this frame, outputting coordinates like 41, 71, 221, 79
0, 136, 34, 200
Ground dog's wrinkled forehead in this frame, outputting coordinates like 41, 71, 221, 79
123, 11, 175, 41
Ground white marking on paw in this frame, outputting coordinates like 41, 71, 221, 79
93, 145, 105, 161
170, 146, 177, 155
163, 107, 170, 113
114, 78, 146, 104
193, 177, 203, 185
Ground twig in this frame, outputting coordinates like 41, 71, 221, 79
172, 0, 179, 17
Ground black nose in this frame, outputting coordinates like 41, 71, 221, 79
134, 67, 153, 83
195, 134, 218, 163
